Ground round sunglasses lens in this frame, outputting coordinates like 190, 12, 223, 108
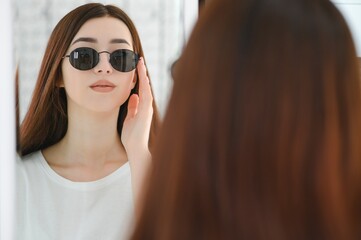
110, 50, 138, 72
69, 48, 98, 70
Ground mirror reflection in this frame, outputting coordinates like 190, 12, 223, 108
13, 1, 187, 239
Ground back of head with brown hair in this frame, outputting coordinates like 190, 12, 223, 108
19, 3, 160, 156
132, 0, 361, 239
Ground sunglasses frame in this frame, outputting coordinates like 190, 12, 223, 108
62, 47, 140, 72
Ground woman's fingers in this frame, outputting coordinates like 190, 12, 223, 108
137, 58, 153, 111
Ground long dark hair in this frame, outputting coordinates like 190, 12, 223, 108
19, 3, 160, 156
132, 0, 361, 239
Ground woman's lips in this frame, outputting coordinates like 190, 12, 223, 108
90, 80, 115, 93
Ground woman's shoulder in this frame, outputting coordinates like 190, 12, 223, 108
16, 150, 43, 171
18, 150, 42, 161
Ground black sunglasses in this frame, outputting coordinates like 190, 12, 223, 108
63, 47, 139, 72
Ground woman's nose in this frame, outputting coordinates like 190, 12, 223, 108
93, 52, 113, 74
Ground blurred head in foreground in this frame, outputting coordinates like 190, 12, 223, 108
132, 0, 361, 239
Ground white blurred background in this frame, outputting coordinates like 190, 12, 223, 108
333, 0, 361, 56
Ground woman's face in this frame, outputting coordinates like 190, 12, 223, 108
61, 16, 137, 113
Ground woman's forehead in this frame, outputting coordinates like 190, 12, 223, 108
72, 17, 133, 46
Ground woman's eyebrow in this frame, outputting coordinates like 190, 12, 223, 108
110, 38, 131, 46
71, 37, 97, 45
71, 37, 130, 46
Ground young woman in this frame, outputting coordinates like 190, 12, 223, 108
132, 0, 361, 239
16, 3, 160, 239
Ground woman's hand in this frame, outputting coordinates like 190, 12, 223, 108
121, 57, 153, 159
122, 58, 154, 212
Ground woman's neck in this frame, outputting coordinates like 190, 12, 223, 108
42, 106, 128, 181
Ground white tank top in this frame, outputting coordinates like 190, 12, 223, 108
16, 151, 134, 240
